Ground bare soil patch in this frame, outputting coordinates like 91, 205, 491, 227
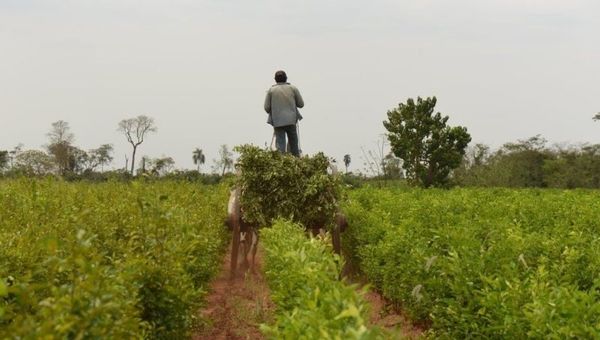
361, 288, 425, 339
194, 247, 274, 340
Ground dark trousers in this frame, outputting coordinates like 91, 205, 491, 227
274, 124, 300, 157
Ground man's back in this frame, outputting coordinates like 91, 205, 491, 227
264, 83, 304, 127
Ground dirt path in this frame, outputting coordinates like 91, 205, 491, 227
362, 288, 425, 339
194, 243, 423, 339
194, 246, 274, 340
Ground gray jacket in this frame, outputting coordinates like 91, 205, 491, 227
264, 83, 304, 127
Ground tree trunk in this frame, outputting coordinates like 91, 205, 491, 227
130, 146, 137, 175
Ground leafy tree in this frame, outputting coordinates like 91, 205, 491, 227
383, 96, 471, 187
382, 152, 403, 179
69, 147, 89, 174
212, 145, 234, 176
14, 150, 55, 175
192, 148, 206, 172
79, 144, 114, 172
117, 115, 157, 175
453, 137, 600, 188
343, 154, 351, 174
593, 113, 600, 121
91, 144, 114, 171
452, 143, 492, 185
490, 135, 550, 187
149, 156, 175, 176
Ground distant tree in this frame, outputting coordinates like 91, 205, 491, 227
91, 144, 114, 171
343, 154, 351, 174
149, 156, 175, 176
46, 120, 76, 175
382, 152, 403, 179
212, 145, 234, 176
454, 136, 551, 187
383, 97, 471, 187
542, 144, 600, 188
593, 113, 600, 121
117, 115, 157, 175
454, 137, 600, 189
138, 156, 151, 175
0, 150, 8, 171
452, 143, 492, 185
47, 120, 75, 145
360, 135, 388, 177
15, 150, 55, 175
70, 147, 89, 174
8, 144, 23, 168
80, 144, 114, 172
490, 135, 551, 187
192, 148, 206, 172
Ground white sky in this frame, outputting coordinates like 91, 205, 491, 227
1, 0, 599, 172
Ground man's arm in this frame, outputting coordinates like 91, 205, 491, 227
294, 86, 304, 108
264, 89, 272, 113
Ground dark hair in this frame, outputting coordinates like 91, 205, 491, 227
274, 70, 287, 83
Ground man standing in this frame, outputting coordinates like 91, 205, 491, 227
264, 70, 304, 156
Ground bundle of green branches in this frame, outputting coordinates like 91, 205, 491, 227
234, 145, 342, 229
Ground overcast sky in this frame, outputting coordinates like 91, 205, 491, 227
1, 0, 599, 172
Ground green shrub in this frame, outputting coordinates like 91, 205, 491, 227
0, 179, 229, 338
343, 187, 600, 338
260, 220, 381, 339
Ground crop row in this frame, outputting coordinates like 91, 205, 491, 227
343, 187, 600, 338
260, 220, 380, 339
0, 179, 229, 339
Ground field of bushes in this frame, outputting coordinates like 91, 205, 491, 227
3, 170, 600, 339
0, 179, 229, 339
343, 187, 600, 338
260, 220, 379, 339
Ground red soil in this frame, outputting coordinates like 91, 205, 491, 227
362, 288, 425, 339
193, 247, 274, 340
194, 244, 423, 339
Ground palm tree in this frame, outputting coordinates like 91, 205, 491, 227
343, 154, 351, 174
192, 148, 206, 172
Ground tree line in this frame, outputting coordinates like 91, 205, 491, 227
0, 116, 235, 180
379, 97, 600, 189
2, 103, 598, 189
453, 136, 600, 188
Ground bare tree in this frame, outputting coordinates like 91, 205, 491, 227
47, 120, 75, 145
46, 120, 76, 175
117, 115, 157, 175
8, 144, 23, 168
0, 150, 8, 171
212, 144, 234, 176
360, 134, 388, 177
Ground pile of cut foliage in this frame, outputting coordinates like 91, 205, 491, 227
234, 145, 342, 229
